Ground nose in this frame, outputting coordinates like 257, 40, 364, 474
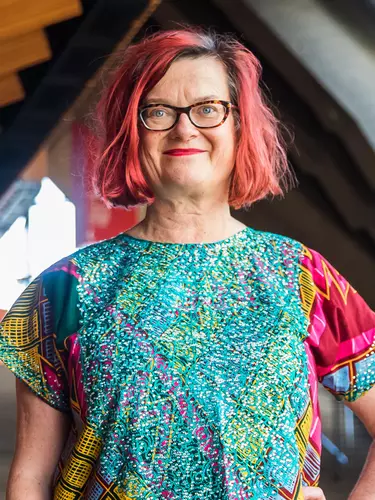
170, 112, 199, 140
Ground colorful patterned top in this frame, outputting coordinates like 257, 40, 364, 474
1, 227, 375, 500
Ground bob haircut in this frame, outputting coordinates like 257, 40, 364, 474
93, 28, 293, 209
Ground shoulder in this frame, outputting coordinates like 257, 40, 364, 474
247, 231, 354, 308
34, 233, 127, 325
44, 233, 136, 314
243, 228, 307, 302
247, 226, 301, 246
246, 227, 304, 261
43, 232, 127, 280
71, 231, 126, 266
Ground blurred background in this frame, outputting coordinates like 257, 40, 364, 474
0, 0, 374, 498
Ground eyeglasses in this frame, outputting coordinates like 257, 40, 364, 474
139, 100, 236, 131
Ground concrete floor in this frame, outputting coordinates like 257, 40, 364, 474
0, 365, 371, 499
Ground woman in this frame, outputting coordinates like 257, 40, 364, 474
1, 29, 375, 500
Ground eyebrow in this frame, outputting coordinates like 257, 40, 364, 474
142, 95, 221, 105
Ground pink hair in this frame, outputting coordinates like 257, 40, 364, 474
93, 28, 293, 209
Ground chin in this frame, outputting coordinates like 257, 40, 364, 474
167, 171, 213, 187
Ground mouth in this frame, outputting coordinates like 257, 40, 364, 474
163, 149, 206, 156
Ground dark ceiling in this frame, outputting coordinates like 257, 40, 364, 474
0, 0, 374, 306
0, 0, 157, 199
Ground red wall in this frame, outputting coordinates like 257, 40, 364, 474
71, 122, 141, 246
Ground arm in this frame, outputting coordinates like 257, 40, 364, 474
7, 380, 71, 500
345, 386, 375, 500
300, 247, 375, 499
302, 487, 326, 499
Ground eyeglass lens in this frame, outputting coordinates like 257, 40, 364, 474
141, 102, 227, 130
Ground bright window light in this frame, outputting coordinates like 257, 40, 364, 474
0, 178, 76, 311
28, 177, 76, 277
0, 217, 28, 310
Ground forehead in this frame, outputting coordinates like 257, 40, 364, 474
145, 57, 230, 104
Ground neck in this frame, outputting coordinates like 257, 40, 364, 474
129, 198, 245, 244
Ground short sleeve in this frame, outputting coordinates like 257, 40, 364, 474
301, 246, 375, 402
0, 259, 81, 412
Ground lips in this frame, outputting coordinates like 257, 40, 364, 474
163, 149, 206, 156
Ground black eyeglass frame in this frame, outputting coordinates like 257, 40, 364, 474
139, 99, 236, 131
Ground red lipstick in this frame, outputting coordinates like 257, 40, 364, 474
163, 149, 206, 156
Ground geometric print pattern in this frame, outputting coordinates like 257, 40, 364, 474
301, 246, 375, 402
322, 345, 375, 401
54, 424, 102, 499
1, 228, 375, 499
74, 230, 310, 499
0, 276, 69, 412
300, 244, 375, 485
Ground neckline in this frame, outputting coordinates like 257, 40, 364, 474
120, 226, 251, 247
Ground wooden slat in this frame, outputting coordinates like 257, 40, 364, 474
0, 30, 51, 76
0, 73, 25, 107
0, 0, 82, 40
21, 147, 48, 181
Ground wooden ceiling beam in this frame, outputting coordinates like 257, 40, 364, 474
0, 0, 82, 40
0, 73, 25, 107
0, 30, 51, 77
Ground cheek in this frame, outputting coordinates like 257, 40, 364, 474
139, 133, 164, 167
140, 134, 156, 155
210, 129, 237, 165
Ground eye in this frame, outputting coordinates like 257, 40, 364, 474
196, 104, 220, 116
150, 108, 167, 118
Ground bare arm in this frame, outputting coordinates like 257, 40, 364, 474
345, 386, 375, 500
349, 442, 375, 500
302, 487, 326, 499
7, 379, 71, 500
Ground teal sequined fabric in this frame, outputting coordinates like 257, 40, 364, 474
74, 228, 310, 499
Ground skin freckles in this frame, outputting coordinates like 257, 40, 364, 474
139, 57, 236, 204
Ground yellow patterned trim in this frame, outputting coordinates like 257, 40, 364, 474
301, 245, 354, 307
299, 246, 316, 320
295, 403, 313, 467
54, 424, 102, 499
299, 267, 316, 320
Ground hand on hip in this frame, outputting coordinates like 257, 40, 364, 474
302, 486, 326, 499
